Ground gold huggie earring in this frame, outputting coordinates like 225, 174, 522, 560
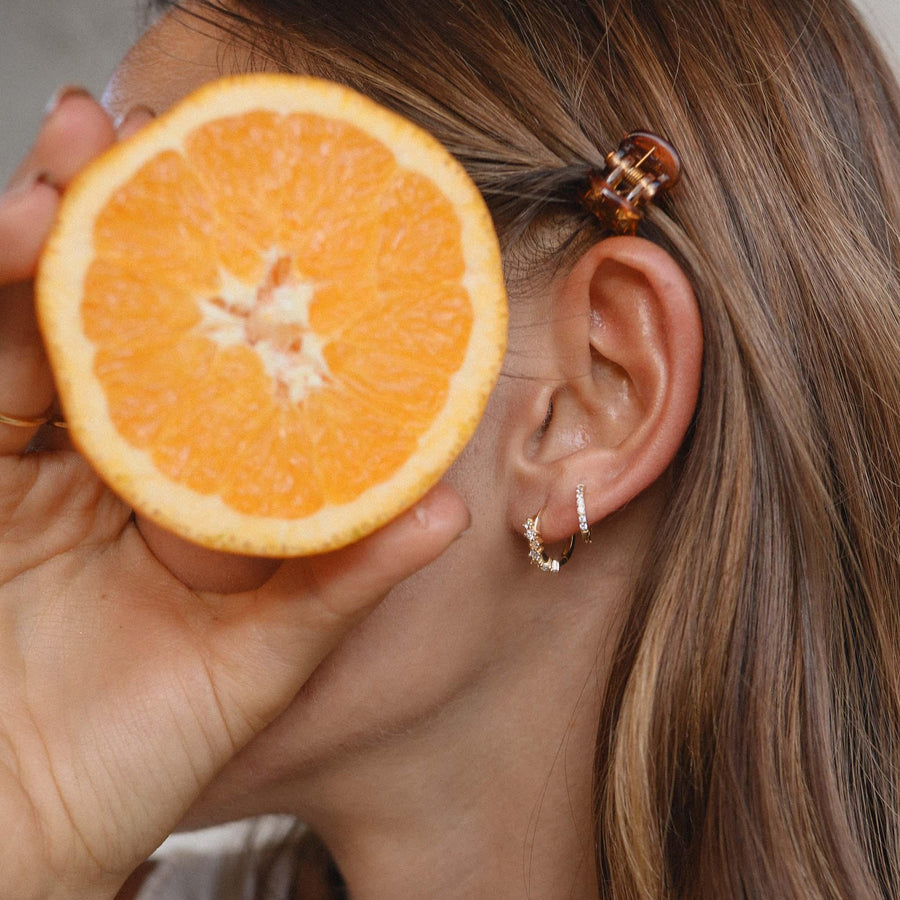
524, 510, 576, 574
524, 485, 593, 573
576, 483, 592, 543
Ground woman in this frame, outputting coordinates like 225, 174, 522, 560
2, 0, 900, 896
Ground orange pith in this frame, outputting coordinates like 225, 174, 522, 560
37, 75, 507, 555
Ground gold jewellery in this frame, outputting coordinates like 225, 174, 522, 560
0, 410, 67, 429
524, 484, 592, 574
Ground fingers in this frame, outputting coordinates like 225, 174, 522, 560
0, 281, 58, 456
136, 513, 281, 593
0, 90, 124, 456
0, 178, 61, 285
205, 483, 471, 735
5, 88, 117, 191
0, 90, 118, 286
297, 483, 472, 621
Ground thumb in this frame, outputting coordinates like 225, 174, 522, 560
200, 482, 470, 738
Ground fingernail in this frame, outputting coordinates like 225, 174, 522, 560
411, 484, 471, 539
44, 84, 91, 118
114, 104, 156, 127
413, 499, 470, 538
114, 104, 157, 136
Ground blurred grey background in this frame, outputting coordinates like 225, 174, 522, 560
1, 0, 899, 184
1, 0, 143, 183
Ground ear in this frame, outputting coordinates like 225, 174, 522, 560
508, 236, 702, 544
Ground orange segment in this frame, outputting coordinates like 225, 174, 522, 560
277, 114, 397, 283
376, 168, 467, 290
325, 339, 451, 424
347, 284, 473, 370
83, 261, 202, 348
186, 111, 296, 283
92, 150, 220, 295
303, 382, 421, 506
36, 74, 507, 556
222, 405, 323, 519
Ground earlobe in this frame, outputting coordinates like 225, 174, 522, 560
510, 236, 702, 544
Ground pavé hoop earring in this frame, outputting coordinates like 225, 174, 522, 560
576, 483, 592, 543
525, 485, 594, 573
523, 511, 575, 573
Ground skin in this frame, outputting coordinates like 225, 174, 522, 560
0, 5, 702, 899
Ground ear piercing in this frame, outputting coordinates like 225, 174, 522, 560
524, 484, 592, 573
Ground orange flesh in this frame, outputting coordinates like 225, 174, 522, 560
82, 112, 472, 519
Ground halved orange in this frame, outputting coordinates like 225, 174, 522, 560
37, 75, 507, 556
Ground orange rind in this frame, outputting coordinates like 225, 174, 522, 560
37, 75, 507, 556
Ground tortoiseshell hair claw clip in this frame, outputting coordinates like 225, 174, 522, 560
579, 131, 682, 235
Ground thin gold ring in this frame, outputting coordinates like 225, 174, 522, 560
0, 410, 68, 429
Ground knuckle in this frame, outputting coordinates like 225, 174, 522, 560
296, 562, 383, 633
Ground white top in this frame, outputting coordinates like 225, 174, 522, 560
133, 817, 305, 899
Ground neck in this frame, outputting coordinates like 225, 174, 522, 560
186, 518, 647, 898
294, 628, 608, 900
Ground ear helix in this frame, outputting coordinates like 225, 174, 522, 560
523, 484, 592, 574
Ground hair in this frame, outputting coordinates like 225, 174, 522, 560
154, 0, 900, 896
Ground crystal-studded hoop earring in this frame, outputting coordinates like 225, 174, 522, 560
576, 484, 592, 544
523, 510, 576, 573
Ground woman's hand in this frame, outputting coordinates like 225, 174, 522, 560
0, 90, 470, 899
